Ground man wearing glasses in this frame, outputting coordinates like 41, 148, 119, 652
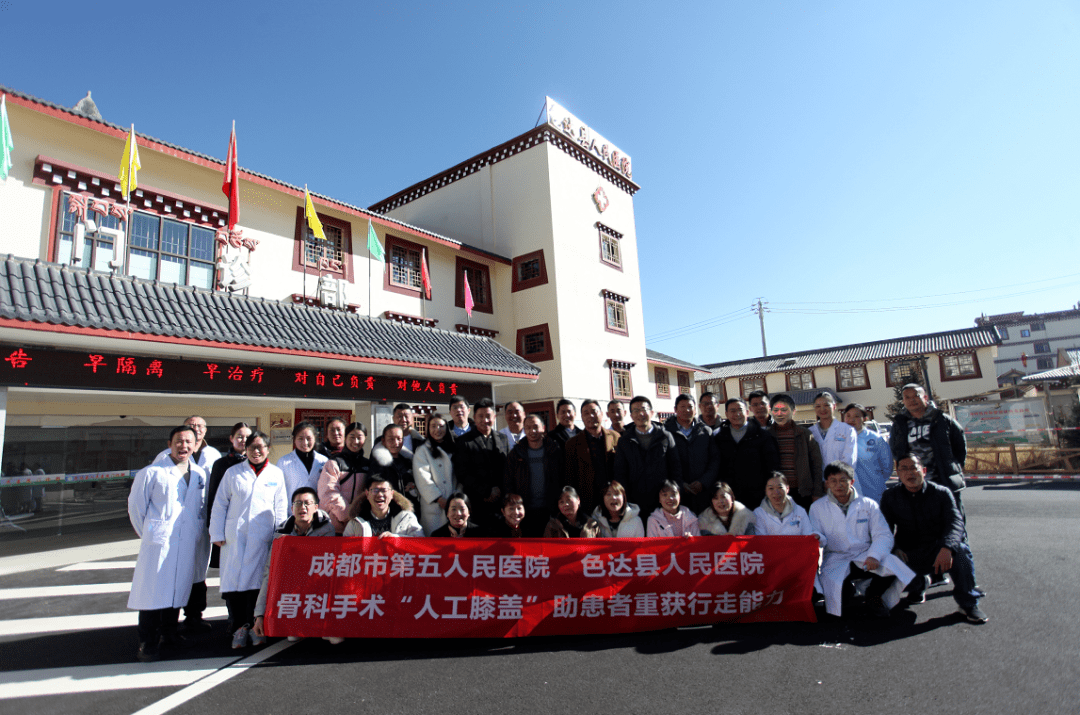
613, 395, 682, 518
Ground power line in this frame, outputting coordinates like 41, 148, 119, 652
770, 272, 1080, 306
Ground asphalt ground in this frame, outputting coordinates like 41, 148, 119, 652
0, 482, 1076, 715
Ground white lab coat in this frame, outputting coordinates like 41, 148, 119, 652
754, 497, 823, 593
412, 441, 456, 535
127, 457, 207, 611
810, 421, 858, 477
277, 449, 328, 502
809, 490, 915, 616
156, 443, 222, 583
210, 461, 288, 593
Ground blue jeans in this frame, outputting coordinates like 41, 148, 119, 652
906, 542, 980, 609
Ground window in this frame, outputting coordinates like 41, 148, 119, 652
677, 370, 691, 395
383, 235, 425, 297
1030, 321, 1046, 331
597, 222, 623, 269
515, 324, 554, 362
940, 353, 980, 380
608, 359, 635, 400
998, 326, 1009, 340
836, 364, 869, 391
886, 359, 920, 387
788, 372, 814, 391
293, 207, 353, 281
1020, 329, 1031, 338
741, 377, 765, 396
455, 257, 493, 314
604, 290, 630, 335
56, 194, 215, 289
511, 249, 548, 292
1036, 357, 1054, 370
521, 401, 556, 429
655, 367, 670, 397
1033, 341, 1051, 354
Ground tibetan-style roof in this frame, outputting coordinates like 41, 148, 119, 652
646, 349, 707, 372
0, 255, 540, 378
695, 327, 1001, 382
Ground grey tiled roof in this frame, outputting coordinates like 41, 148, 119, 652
0, 255, 540, 378
645, 349, 707, 372
0, 85, 510, 265
695, 327, 1002, 382
1022, 364, 1080, 381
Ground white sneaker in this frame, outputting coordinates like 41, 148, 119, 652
324, 636, 345, 644
287, 636, 301, 642
231, 625, 250, 649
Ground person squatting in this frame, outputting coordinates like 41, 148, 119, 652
127, 386, 987, 662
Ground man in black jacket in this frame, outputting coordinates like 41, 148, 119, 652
548, 399, 579, 449
880, 455, 987, 624
663, 393, 718, 512
613, 395, 682, 517
714, 397, 780, 509
505, 414, 563, 536
452, 397, 510, 526
889, 384, 969, 519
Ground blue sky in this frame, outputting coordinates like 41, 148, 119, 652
5, 0, 1079, 366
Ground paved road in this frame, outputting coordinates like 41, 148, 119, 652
1, 482, 1076, 715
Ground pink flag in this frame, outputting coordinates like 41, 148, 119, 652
463, 270, 474, 317
420, 248, 433, 300
222, 122, 239, 230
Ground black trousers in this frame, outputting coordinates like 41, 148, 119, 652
842, 564, 893, 608
184, 581, 207, 620
138, 608, 180, 647
223, 590, 260, 630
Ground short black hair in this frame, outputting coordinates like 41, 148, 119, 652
842, 403, 867, 418
556, 398, 575, 411
580, 398, 600, 412
382, 423, 403, 438
629, 395, 652, 410
725, 397, 746, 410
246, 430, 271, 448
365, 473, 392, 489
699, 391, 716, 402
747, 390, 769, 403
446, 491, 471, 514
674, 393, 693, 408
823, 461, 855, 480
474, 397, 495, 411
169, 425, 197, 441
771, 393, 795, 410
292, 420, 318, 439
449, 395, 468, 407
392, 403, 412, 413
503, 400, 524, 412
291, 486, 317, 502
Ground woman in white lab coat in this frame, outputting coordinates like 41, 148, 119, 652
277, 421, 328, 500
210, 431, 288, 648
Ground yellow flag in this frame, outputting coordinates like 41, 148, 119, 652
118, 124, 140, 200
304, 187, 325, 240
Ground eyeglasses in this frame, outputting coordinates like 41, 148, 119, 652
248, 444, 268, 452
292, 500, 316, 508
369, 488, 393, 496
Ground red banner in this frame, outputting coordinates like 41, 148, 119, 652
264, 536, 818, 639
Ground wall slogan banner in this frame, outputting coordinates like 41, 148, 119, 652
265, 536, 818, 638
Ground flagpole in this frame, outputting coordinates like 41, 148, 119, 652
420, 248, 426, 326
124, 124, 133, 276
303, 184, 309, 308
368, 220, 373, 319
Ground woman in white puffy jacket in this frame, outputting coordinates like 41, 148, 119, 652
589, 480, 644, 537
753, 472, 816, 537
698, 482, 756, 535
276, 421, 328, 501
412, 414, 456, 535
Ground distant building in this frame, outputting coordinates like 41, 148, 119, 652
695, 327, 1002, 423
975, 307, 1080, 385
645, 349, 706, 418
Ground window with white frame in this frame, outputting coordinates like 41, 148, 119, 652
942, 353, 978, 379
837, 364, 869, 390
741, 377, 765, 396
788, 372, 814, 390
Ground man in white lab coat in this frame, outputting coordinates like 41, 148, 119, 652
128, 425, 207, 662
809, 392, 857, 479
809, 461, 915, 618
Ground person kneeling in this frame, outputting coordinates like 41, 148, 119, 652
251, 487, 336, 645
809, 461, 915, 618
343, 475, 424, 538
880, 455, 987, 624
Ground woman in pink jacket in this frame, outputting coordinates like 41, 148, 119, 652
317, 422, 369, 534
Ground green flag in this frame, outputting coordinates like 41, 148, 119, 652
1, 95, 14, 181
367, 220, 384, 262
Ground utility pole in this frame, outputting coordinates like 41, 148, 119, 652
752, 298, 768, 356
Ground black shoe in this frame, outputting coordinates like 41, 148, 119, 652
905, 589, 926, 605
136, 643, 161, 662
961, 605, 988, 624
183, 617, 213, 633
865, 596, 891, 619
159, 631, 189, 649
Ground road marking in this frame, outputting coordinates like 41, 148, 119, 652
130, 640, 294, 715
0, 579, 220, 600
0, 657, 239, 700
57, 561, 138, 571
0, 607, 228, 637
0, 578, 219, 600
0, 540, 141, 576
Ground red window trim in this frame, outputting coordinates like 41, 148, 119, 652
834, 363, 870, 392
383, 234, 426, 298
608, 360, 635, 401
938, 352, 983, 382
511, 249, 549, 293
521, 400, 557, 430
455, 256, 494, 314
292, 207, 354, 281
655, 366, 671, 398
676, 370, 691, 393
516, 323, 554, 362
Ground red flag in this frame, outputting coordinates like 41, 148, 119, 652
463, 270, 474, 317
420, 248, 432, 300
222, 121, 239, 230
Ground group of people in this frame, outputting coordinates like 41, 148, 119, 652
125, 383, 986, 662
